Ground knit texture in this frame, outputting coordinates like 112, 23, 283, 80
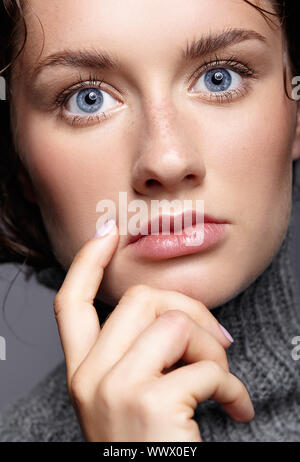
0, 218, 300, 442
193, 217, 300, 442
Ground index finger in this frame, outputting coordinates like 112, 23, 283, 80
53, 219, 119, 383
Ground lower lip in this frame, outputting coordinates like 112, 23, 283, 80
127, 222, 229, 260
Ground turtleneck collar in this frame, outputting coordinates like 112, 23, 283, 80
193, 216, 300, 441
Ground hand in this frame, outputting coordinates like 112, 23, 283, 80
53, 221, 254, 442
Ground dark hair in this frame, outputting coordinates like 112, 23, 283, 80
0, 0, 300, 270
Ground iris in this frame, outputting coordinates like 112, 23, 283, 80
76, 88, 104, 113
204, 68, 232, 92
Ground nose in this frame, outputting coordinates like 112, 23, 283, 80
131, 102, 205, 198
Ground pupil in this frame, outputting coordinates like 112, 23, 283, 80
85, 91, 97, 105
212, 72, 224, 85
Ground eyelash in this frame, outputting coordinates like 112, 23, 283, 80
54, 71, 114, 127
187, 54, 258, 103
54, 55, 258, 127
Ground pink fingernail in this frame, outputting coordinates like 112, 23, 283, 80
94, 219, 116, 238
218, 323, 234, 343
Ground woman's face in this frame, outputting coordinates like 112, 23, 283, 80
10, 0, 300, 307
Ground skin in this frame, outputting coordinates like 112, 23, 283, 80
7, 0, 300, 441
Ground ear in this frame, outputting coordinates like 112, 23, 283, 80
291, 102, 300, 160
17, 165, 38, 204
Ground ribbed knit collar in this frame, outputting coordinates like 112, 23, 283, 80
193, 216, 300, 441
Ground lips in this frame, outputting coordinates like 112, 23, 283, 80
127, 210, 229, 246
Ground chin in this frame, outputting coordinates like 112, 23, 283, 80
99, 263, 242, 311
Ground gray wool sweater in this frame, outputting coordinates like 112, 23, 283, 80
0, 218, 300, 442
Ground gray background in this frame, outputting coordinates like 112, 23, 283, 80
1, 74, 300, 413
0, 75, 63, 412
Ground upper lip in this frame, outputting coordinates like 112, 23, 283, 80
126, 210, 229, 245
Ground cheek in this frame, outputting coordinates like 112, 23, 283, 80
17, 111, 130, 250
199, 84, 294, 229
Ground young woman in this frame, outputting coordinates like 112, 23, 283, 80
0, 0, 300, 442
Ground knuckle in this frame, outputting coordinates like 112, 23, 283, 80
70, 373, 89, 406
123, 284, 152, 301
160, 310, 191, 333
53, 291, 67, 317
53, 290, 75, 318
200, 359, 225, 377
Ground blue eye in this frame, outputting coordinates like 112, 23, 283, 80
76, 88, 103, 113
194, 67, 242, 94
204, 68, 231, 92
66, 87, 119, 116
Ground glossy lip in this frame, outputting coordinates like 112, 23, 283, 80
126, 209, 230, 246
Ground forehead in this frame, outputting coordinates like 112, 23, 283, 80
20, 0, 276, 56
12, 0, 279, 91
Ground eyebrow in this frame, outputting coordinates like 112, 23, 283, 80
31, 27, 267, 80
31, 48, 120, 80
182, 27, 267, 60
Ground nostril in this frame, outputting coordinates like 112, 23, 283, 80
184, 174, 196, 183
146, 179, 160, 188
185, 174, 194, 180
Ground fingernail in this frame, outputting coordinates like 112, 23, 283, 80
94, 219, 116, 238
218, 323, 234, 343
